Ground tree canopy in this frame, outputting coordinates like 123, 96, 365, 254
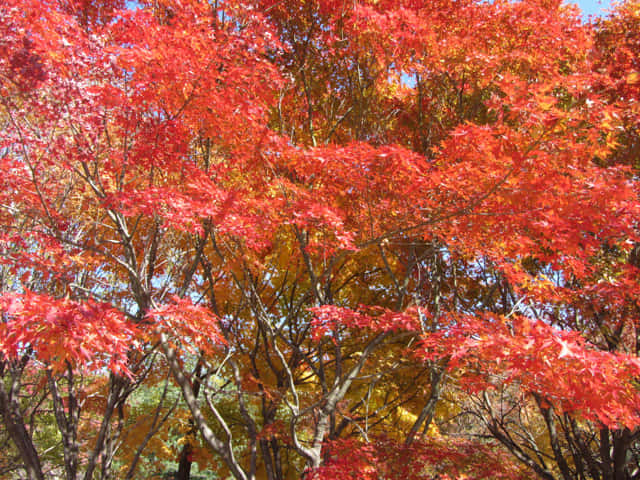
2, 0, 640, 479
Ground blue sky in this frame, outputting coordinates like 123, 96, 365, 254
571, 0, 613, 17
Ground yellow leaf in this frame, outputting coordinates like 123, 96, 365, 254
627, 71, 640, 85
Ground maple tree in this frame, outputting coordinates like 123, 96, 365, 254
2, 0, 640, 479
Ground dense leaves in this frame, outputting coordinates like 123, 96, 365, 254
2, 0, 640, 479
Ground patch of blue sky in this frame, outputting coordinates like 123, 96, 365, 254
570, 0, 613, 18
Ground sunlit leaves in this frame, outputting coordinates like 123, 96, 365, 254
2, 0, 640, 478
147, 296, 225, 357
0, 291, 138, 375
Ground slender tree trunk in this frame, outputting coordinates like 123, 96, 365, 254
176, 360, 205, 480
0, 387, 44, 480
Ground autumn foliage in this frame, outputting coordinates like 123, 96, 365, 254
2, 0, 640, 479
